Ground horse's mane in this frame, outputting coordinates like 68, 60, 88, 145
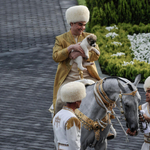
103, 76, 134, 91
85, 83, 95, 87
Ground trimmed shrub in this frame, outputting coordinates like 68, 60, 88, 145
86, 0, 150, 28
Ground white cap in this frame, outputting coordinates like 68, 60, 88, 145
61, 82, 86, 103
144, 76, 150, 91
65, 5, 90, 24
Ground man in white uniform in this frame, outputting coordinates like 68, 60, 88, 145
53, 81, 86, 150
139, 76, 150, 150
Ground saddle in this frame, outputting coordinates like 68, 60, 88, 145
75, 79, 95, 86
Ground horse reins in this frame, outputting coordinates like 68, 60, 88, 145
94, 79, 116, 115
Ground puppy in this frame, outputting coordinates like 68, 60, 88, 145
70, 34, 100, 71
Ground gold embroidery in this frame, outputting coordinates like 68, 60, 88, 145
78, 68, 84, 79
75, 109, 108, 141
144, 134, 150, 143
138, 105, 142, 110
54, 116, 61, 127
75, 109, 108, 131
66, 117, 81, 130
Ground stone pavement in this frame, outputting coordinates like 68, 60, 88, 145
0, 0, 147, 150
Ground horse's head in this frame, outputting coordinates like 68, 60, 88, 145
117, 74, 141, 133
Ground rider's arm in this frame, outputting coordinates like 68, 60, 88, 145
52, 37, 70, 62
53, 38, 85, 62
66, 117, 81, 150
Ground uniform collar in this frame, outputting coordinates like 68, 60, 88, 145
63, 106, 75, 113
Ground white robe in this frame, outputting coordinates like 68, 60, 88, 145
141, 102, 150, 150
53, 106, 81, 150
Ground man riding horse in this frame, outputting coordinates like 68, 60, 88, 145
50, 5, 115, 141
51, 5, 100, 114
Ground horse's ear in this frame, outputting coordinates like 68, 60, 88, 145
117, 79, 126, 93
133, 74, 141, 87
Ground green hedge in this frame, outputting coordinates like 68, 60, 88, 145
86, 0, 150, 28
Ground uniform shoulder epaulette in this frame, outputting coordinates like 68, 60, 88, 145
139, 105, 142, 110
66, 117, 81, 130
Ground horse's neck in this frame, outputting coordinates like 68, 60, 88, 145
79, 84, 106, 120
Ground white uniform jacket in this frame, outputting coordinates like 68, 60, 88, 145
140, 102, 150, 150
53, 106, 81, 150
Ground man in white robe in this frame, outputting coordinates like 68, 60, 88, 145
139, 76, 150, 150
53, 81, 86, 150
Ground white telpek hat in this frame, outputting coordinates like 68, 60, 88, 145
65, 5, 90, 24
144, 76, 150, 91
61, 81, 86, 103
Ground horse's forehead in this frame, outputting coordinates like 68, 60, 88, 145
120, 79, 137, 91
123, 90, 141, 104
106, 78, 136, 90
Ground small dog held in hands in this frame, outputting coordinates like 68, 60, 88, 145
70, 34, 100, 71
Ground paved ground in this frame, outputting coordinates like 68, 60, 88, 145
0, 0, 147, 150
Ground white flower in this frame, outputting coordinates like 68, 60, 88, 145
111, 41, 122, 46
106, 32, 118, 39
122, 61, 134, 66
111, 52, 125, 57
106, 25, 118, 31
128, 33, 150, 63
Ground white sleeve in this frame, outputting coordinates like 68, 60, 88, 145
66, 122, 81, 150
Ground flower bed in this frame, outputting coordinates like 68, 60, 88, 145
92, 24, 150, 82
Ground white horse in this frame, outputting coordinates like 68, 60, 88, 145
52, 74, 141, 150
76, 74, 141, 150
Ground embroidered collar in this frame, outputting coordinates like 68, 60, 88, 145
63, 106, 75, 113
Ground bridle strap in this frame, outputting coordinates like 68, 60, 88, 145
94, 81, 116, 116
119, 89, 138, 99
99, 79, 114, 104
96, 82, 110, 107
122, 90, 137, 96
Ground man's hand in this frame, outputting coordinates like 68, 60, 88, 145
68, 43, 86, 60
73, 43, 84, 54
143, 114, 150, 123
139, 113, 150, 123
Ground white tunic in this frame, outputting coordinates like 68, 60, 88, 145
53, 106, 81, 150
140, 103, 150, 150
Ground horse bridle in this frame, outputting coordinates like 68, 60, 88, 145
117, 89, 137, 115
95, 77, 138, 116
94, 77, 139, 143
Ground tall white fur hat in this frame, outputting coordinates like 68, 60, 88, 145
144, 76, 150, 91
61, 82, 86, 103
65, 5, 90, 24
